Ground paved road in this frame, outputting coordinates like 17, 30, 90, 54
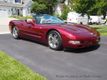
0, 34, 107, 80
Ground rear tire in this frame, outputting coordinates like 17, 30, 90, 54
48, 30, 63, 50
12, 27, 19, 39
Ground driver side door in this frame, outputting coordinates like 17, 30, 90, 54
21, 21, 43, 41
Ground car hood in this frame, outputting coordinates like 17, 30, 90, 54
60, 24, 91, 33
44, 23, 97, 36
59, 24, 98, 40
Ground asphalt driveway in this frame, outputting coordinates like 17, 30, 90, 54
0, 34, 107, 80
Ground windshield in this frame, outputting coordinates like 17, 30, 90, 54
33, 14, 64, 24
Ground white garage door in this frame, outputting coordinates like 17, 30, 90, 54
0, 8, 8, 18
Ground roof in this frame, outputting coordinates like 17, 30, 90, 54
0, 0, 31, 8
0, 2, 22, 8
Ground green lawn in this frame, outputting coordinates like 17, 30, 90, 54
90, 25, 107, 36
10, 16, 32, 20
0, 51, 47, 80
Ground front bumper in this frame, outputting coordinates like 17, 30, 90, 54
64, 37, 100, 49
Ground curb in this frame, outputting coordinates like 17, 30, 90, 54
0, 32, 10, 35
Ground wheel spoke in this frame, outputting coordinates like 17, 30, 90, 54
48, 32, 59, 49
12, 27, 18, 39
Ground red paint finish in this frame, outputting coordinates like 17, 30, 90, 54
9, 17, 100, 49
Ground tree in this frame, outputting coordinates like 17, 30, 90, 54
31, 1, 47, 14
70, 0, 95, 16
31, 0, 57, 14
89, 0, 107, 19
60, 4, 70, 19
70, 0, 107, 18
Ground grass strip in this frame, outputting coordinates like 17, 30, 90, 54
0, 51, 47, 80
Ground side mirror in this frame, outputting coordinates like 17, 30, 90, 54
26, 19, 35, 25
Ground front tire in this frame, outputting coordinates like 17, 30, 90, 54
48, 30, 62, 50
12, 27, 19, 39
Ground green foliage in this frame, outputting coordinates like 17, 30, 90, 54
60, 5, 69, 20
89, 0, 107, 18
31, 1, 47, 14
71, 0, 95, 16
31, 0, 57, 14
70, 0, 107, 18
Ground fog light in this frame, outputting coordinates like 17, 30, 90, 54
69, 40, 80, 44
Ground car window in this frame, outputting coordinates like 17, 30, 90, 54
34, 14, 64, 24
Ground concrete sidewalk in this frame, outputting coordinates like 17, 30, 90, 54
0, 17, 17, 34
0, 25, 10, 34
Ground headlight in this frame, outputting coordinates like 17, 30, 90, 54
69, 40, 80, 44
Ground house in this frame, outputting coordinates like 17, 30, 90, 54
0, 0, 32, 17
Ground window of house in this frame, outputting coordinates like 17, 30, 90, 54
15, 0, 21, 3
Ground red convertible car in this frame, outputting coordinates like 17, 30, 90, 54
9, 14, 100, 50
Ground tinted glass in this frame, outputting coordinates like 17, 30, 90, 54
33, 14, 64, 24
15, 0, 21, 3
